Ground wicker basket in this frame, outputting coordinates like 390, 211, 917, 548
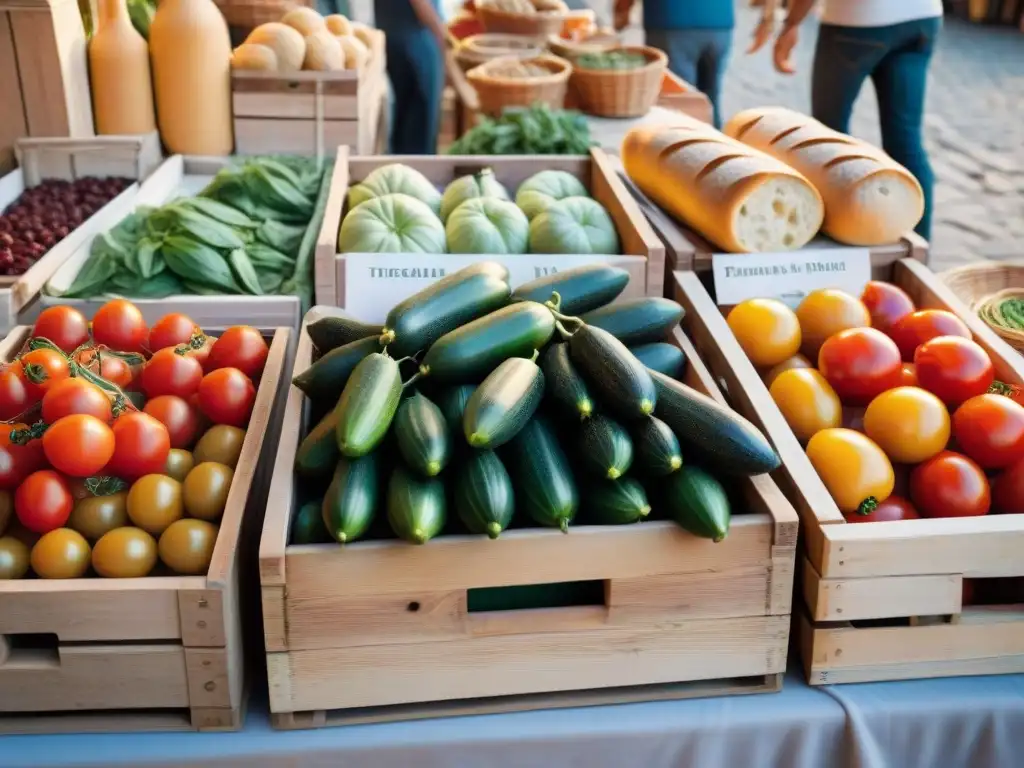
478, 5, 568, 38
214, 0, 311, 29
467, 54, 572, 116
942, 262, 1024, 351
456, 34, 545, 72
569, 45, 668, 118
547, 30, 619, 59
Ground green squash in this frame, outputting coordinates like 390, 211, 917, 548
348, 164, 442, 215
440, 168, 510, 223
515, 170, 589, 220
528, 196, 620, 255
339, 193, 447, 254
446, 198, 529, 255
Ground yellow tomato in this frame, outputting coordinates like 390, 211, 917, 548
769, 369, 842, 443
0, 535, 30, 579
764, 354, 813, 389
92, 527, 158, 578
30, 528, 91, 579
796, 289, 871, 359
806, 428, 895, 515
158, 519, 218, 575
726, 298, 802, 368
863, 386, 950, 464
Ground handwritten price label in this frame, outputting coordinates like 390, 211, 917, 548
712, 248, 872, 308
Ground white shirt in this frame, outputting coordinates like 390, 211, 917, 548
820, 0, 944, 27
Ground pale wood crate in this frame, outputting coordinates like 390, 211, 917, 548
0, 326, 292, 734
671, 261, 1024, 685
257, 309, 798, 728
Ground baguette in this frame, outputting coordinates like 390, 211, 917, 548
621, 117, 824, 253
724, 106, 924, 246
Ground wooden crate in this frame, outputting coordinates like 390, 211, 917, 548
232, 30, 386, 157
258, 308, 798, 729
41, 155, 304, 329
315, 146, 665, 318
0, 326, 291, 734
655, 70, 713, 125
671, 261, 1024, 684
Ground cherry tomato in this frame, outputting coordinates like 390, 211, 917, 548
143, 395, 200, 449
861, 281, 915, 334
951, 393, 1024, 469
0, 427, 45, 491
992, 457, 1024, 514
198, 368, 256, 427
30, 528, 90, 579
15, 470, 73, 533
989, 381, 1024, 408
76, 348, 137, 390
43, 415, 116, 478
844, 494, 920, 523
806, 428, 895, 515
107, 412, 171, 480
19, 348, 71, 400
92, 299, 147, 352
914, 336, 994, 406
796, 289, 871, 359
42, 378, 112, 423
818, 327, 902, 405
889, 310, 971, 361
726, 299, 801, 368
148, 313, 199, 353
158, 518, 217, 575
206, 327, 270, 379
193, 425, 245, 468
32, 307, 90, 353
0, 535, 30, 579
768, 368, 841, 443
763, 354, 813, 389
92, 527, 157, 578
180, 335, 216, 370
140, 348, 204, 400
910, 450, 990, 518
863, 386, 950, 464
0, 363, 29, 420
127, 475, 183, 535
899, 362, 918, 387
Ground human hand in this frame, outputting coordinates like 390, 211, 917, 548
613, 0, 632, 31
748, 16, 775, 54
773, 25, 799, 75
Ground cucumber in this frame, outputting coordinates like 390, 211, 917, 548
386, 465, 447, 545
463, 356, 544, 449
322, 453, 379, 544
292, 336, 380, 402
631, 342, 686, 379
511, 264, 630, 315
307, 316, 383, 354
380, 262, 511, 356
504, 414, 578, 532
569, 324, 656, 420
290, 500, 331, 544
334, 353, 403, 458
580, 298, 684, 346
454, 450, 515, 539
650, 369, 779, 476
420, 301, 555, 382
579, 414, 633, 480
394, 392, 451, 477
656, 465, 731, 542
585, 477, 650, 524
294, 409, 339, 477
631, 416, 682, 477
434, 384, 477, 440
540, 343, 592, 420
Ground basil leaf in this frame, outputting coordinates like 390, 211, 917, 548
57, 254, 119, 298
170, 206, 246, 250
178, 197, 258, 229
227, 248, 264, 295
162, 235, 242, 294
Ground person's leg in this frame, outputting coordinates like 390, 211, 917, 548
811, 24, 888, 134
644, 28, 699, 96
695, 29, 733, 129
390, 31, 443, 155
870, 18, 941, 241
385, 39, 416, 154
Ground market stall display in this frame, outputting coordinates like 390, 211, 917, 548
453, 33, 544, 72
467, 53, 572, 117
567, 46, 667, 118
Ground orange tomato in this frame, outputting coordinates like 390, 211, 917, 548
763, 354, 813, 389
795, 289, 871, 359
861, 281, 915, 333
863, 387, 951, 464
726, 299, 801, 368
769, 369, 841, 443
42, 415, 116, 478
806, 428, 895, 515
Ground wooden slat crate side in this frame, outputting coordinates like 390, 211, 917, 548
0, 12, 28, 175
15, 132, 163, 186
233, 118, 361, 158
313, 146, 350, 306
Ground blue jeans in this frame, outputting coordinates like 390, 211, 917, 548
644, 28, 733, 128
812, 18, 941, 241
384, 30, 444, 155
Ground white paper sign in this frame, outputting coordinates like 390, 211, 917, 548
712, 248, 872, 308
343, 253, 645, 323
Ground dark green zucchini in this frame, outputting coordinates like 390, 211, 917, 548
290, 500, 331, 544
386, 465, 447, 545
540, 343, 592, 420
579, 414, 633, 479
380, 262, 511, 357
294, 409, 339, 477
292, 336, 379, 402
394, 392, 451, 477
631, 416, 682, 477
504, 414, 578, 532
434, 385, 477, 440
580, 298, 684, 346
631, 342, 686, 379
420, 301, 555, 382
569, 324, 656, 420
334, 353, 403, 458
463, 356, 544, 449
511, 264, 630, 315
656, 465, 731, 542
454, 450, 515, 539
322, 453, 379, 544
307, 316, 383, 354
585, 477, 650, 524
651, 369, 779, 476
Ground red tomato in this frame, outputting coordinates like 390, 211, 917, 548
19, 348, 71, 400
992, 457, 1024, 514
898, 363, 918, 388
0, 363, 30, 420
914, 336, 994, 406
910, 450, 991, 518
41, 378, 112, 423
15, 470, 73, 533
206, 327, 269, 379
989, 381, 1024, 408
0, 428, 45, 491
140, 348, 204, 400
817, 327, 902, 405
951, 394, 1024, 469
32, 306, 90, 353
92, 299, 148, 353
889, 310, 971, 361
861, 281, 915, 334
148, 313, 199, 353
42, 414, 116, 477
844, 494, 920, 523
198, 368, 256, 427
143, 395, 200, 449
76, 348, 137, 390
107, 412, 171, 480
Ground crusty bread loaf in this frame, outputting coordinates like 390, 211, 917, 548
621, 117, 824, 253
724, 107, 924, 246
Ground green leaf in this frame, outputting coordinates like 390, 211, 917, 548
132, 270, 183, 298
258, 270, 284, 294
57, 253, 119, 298
162, 235, 242, 294
247, 242, 295, 272
136, 237, 162, 278
178, 196, 258, 229
169, 206, 246, 250
227, 248, 264, 295
255, 219, 305, 256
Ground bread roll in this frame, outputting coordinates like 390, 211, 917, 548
621, 118, 824, 253
724, 107, 924, 246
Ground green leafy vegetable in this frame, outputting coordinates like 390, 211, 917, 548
448, 104, 594, 156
